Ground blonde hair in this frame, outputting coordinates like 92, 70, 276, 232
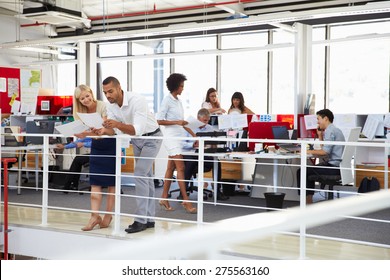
73, 85, 96, 120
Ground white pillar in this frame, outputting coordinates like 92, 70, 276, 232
294, 23, 312, 127
77, 41, 87, 85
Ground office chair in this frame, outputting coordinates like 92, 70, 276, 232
168, 166, 214, 200
308, 127, 361, 200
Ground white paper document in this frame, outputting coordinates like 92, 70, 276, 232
304, 114, 318, 130
185, 115, 205, 132
218, 114, 248, 130
77, 112, 104, 129
11, 100, 21, 113
383, 113, 390, 128
362, 115, 380, 140
54, 120, 89, 137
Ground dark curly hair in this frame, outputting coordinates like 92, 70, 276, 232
166, 73, 187, 92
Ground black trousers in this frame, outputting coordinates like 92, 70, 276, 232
183, 155, 223, 193
296, 162, 340, 196
64, 155, 89, 190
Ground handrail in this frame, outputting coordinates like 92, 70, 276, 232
59, 190, 390, 259
1, 157, 17, 260
1, 132, 389, 259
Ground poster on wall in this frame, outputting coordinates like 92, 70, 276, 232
0, 66, 20, 114
0, 77, 6, 92
7, 78, 19, 97
20, 68, 41, 115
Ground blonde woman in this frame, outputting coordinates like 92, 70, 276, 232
73, 85, 116, 231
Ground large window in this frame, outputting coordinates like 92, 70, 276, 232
89, 19, 390, 120
220, 32, 268, 114
99, 42, 128, 92
312, 27, 326, 112
270, 29, 296, 114
57, 63, 76, 95
174, 36, 217, 118
328, 21, 390, 113
132, 40, 170, 113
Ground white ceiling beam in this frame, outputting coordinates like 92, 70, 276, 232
0, 1, 389, 50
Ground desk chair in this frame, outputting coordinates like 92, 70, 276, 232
168, 167, 214, 200
1, 127, 28, 185
168, 156, 214, 200
308, 127, 361, 199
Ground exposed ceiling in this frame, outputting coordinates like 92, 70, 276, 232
0, 0, 389, 59
1, 0, 389, 39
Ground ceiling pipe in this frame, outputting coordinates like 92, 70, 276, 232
88, 0, 259, 21
21, 22, 47, 27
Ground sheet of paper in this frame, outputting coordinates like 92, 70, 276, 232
304, 114, 318, 130
185, 115, 205, 132
77, 112, 104, 129
384, 113, 390, 128
231, 114, 248, 129
362, 115, 379, 140
334, 114, 357, 128
217, 114, 248, 130
54, 120, 89, 137
217, 114, 232, 130
11, 100, 21, 113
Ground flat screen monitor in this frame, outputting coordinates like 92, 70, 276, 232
208, 115, 219, 126
272, 126, 289, 140
1, 127, 20, 146
26, 120, 55, 144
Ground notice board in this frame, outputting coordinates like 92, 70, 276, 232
0, 66, 21, 114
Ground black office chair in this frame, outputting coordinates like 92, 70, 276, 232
168, 166, 214, 200
307, 127, 361, 200
307, 173, 341, 200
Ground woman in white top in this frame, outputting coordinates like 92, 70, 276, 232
157, 73, 197, 214
201, 88, 226, 115
228, 91, 255, 114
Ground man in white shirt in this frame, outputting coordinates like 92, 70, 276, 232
98, 76, 163, 233
182, 108, 229, 200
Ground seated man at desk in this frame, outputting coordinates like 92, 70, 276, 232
183, 108, 229, 200
296, 109, 345, 204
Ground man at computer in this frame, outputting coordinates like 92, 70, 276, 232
296, 109, 345, 204
182, 108, 229, 200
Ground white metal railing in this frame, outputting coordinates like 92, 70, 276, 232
1, 132, 390, 259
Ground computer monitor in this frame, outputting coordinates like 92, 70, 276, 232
26, 120, 56, 144
208, 115, 219, 126
271, 126, 289, 140
1, 127, 20, 147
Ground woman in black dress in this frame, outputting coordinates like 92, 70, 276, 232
73, 85, 116, 231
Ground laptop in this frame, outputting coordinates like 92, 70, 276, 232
271, 126, 301, 153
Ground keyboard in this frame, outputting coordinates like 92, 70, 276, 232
203, 147, 230, 153
278, 144, 302, 153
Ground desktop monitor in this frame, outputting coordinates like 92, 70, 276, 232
208, 115, 219, 126
271, 126, 290, 140
26, 120, 56, 144
248, 121, 290, 151
1, 127, 20, 147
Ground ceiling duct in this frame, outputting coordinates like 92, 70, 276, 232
19, 0, 91, 29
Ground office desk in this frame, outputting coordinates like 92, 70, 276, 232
1, 144, 56, 194
182, 151, 228, 204
224, 152, 304, 200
